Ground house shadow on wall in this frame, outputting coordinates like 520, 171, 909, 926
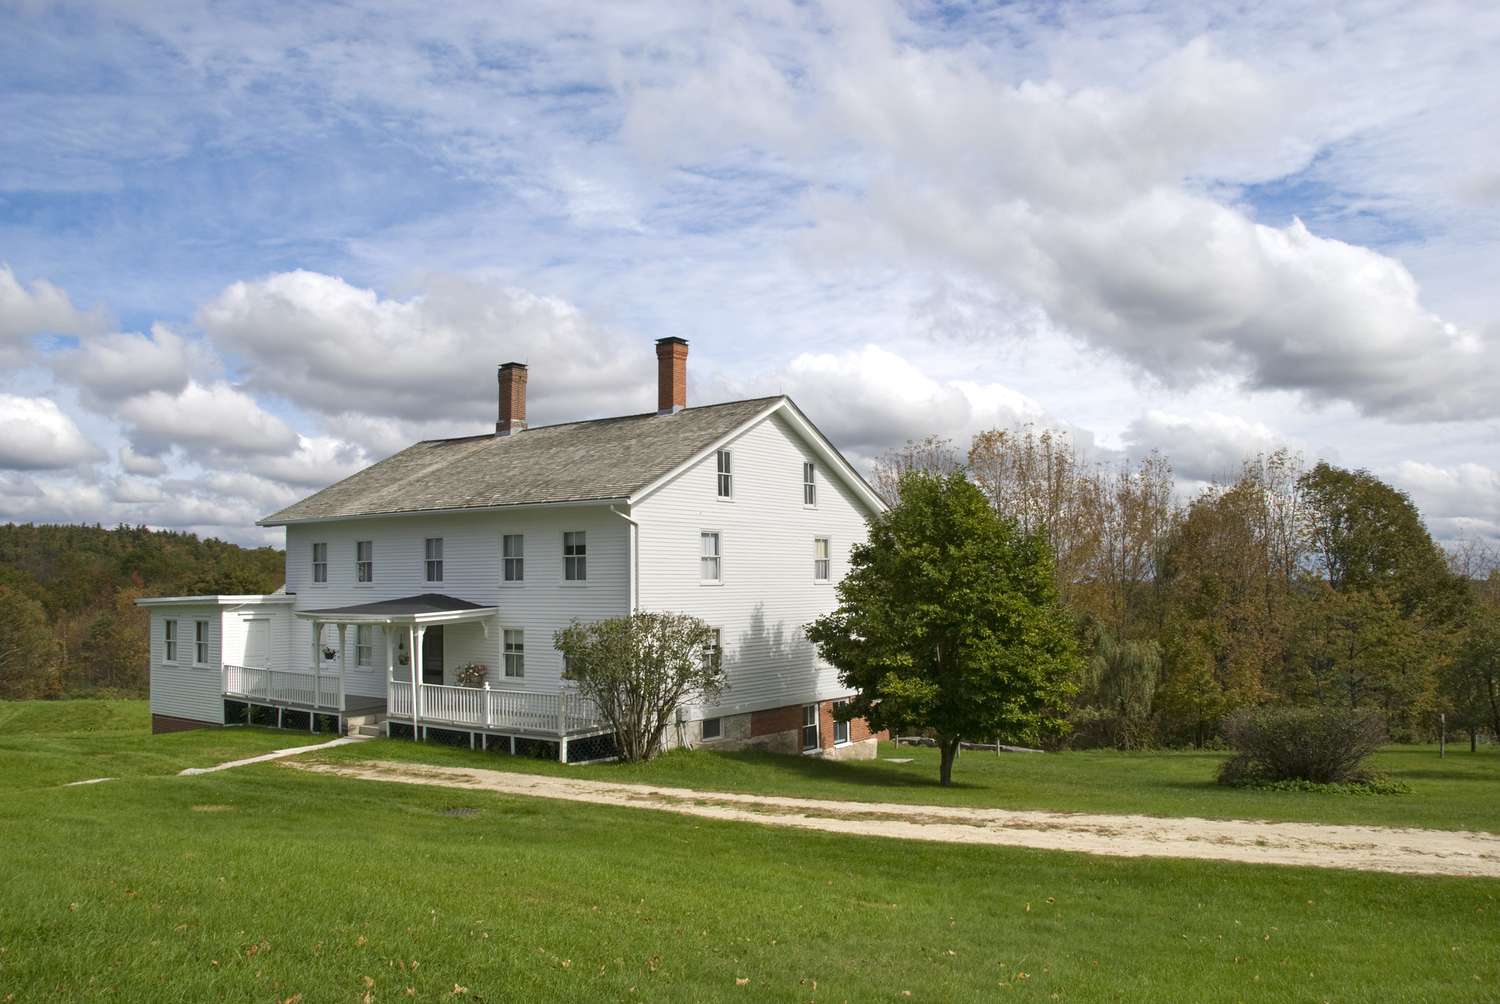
722, 602, 817, 698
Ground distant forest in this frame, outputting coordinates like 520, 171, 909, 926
0, 524, 284, 699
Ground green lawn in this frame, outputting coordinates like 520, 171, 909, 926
2, 702, 1499, 1001
313, 731, 1500, 833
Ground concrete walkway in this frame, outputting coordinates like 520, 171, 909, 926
178, 735, 368, 775
294, 758, 1500, 879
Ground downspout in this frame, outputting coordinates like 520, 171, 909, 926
610, 504, 639, 614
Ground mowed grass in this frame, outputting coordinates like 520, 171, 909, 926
315, 732, 1500, 833
0, 699, 330, 792
1, 701, 1498, 1002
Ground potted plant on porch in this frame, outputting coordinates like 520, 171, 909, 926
455, 663, 489, 688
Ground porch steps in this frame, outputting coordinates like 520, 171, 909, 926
344, 711, 387, 738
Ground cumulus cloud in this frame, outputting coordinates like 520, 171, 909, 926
0, 264, 108, 364
1389, 461, 1500, 544
0, 394, 104, 470
197, 270, 653, 427
56, 324, 204, 404
116, 380, 300, 457
118, 445, 167, 476
1124, 409, 1293, 484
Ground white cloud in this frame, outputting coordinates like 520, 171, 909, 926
1389, 460, 1500, 545
0, 264, 108, 364
1125, 409, 1292, 484
118, 445, 167, 476
0, 394, 104, 470
197, 270, 652, 427
116, 380, 300, 457
57, 324, 203, 403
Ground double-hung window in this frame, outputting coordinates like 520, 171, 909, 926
355, 540, 373, 583
311, 542, 328, 583
503, 629, 525, 678
716, 449, 733, 498
700, 531, 721, 583
803, 461, 817, 506
503, 534, 524, 582
163, 619, 178, 662
833, 699, 850, 745
355, 625, 374, 668
801, 704, 819, 751
813, 537, 831, 582
701, 627, 722, 672
193, 619, 210, 666
563, 532, 587, 581
424, 538, 443, 582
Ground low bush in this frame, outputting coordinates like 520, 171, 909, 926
1218, 706, 1386, 786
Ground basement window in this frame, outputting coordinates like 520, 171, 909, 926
701, 717, 722, 741
833, 699, 850, 745
801, 704, 819, 751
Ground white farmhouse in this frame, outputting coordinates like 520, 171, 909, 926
140, 339, 887, 761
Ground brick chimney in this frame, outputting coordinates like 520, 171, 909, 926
655, 337, 689, 414
497, 362, 527, 435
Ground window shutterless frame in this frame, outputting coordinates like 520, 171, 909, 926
193, 619, 210, 666
503, 534, 524, 582
563, 531, 587, 581
311, 542, 328, 584
503, 629, 525, 678
424, 537, 443, 582
803, 461, 816, 506
355, 625, 374, 668
716, 449, 733, 499
833, 699, 850, 745
163, 618, 178, 663
701, 717, 722, 740
700, 531, 722, 583
801, 703, 819, 751
813, 537, 831, 582
355, 540, 373, 583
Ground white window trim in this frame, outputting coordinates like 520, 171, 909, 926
192, 618, 211, 668
163, 618, 179, 664
701, 716, 723, 742
424, 537, 444, 584
716, 448, 733, 501
310, 542, 328, 586
803, 461, 817, 508
800, 703, 819, 752
562, 531, 588, 585
355, 540, 374, 587
832, 699, 850, 746
701, 626, 722, 673
813, 536, 831, 583
503, 628, 525, 679
700, 529, 723, 585
355, 625, 375, 670
502, 533, 525, 586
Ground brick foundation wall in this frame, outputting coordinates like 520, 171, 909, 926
750, 703, 803, 738
151, 713, 219, 734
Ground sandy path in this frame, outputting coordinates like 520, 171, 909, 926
292, 759, 1500, 878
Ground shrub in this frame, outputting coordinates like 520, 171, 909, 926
1218, 706, 1386, 786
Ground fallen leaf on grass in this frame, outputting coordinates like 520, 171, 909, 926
735, 977, 750, 986
452, 985, 468, 995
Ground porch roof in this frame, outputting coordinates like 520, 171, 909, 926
297, 593, 497, 625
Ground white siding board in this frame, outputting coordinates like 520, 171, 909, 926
148, 606, 224, 724
634, 412, 874, 717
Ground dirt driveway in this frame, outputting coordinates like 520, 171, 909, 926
294, 759, 1500, 878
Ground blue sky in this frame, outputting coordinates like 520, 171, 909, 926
1, 0, 1497, 546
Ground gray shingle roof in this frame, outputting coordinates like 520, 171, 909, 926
260, 396, 784, 525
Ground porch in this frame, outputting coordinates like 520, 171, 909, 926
387, 678, 610, 758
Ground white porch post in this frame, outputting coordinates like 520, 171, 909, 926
310, 619, 322, 673
385, 625, 395, 712
336, 622, 348, 714
409, 624, 421, 739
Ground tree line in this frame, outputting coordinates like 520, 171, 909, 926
0, 523, 285, 700
872, 428, 1500, 748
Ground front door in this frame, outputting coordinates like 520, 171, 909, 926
421, 626, 444, 685
244, 619, 271, 669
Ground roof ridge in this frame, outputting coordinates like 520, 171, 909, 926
415, 394, 787, 444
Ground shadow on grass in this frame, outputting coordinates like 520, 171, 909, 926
701, 749, 988, 793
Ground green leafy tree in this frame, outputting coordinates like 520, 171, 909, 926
1443, 578, 1500, 744
554, 611, 725, 762
806, 470, 1080, 785
1073, 631, 1161, 749
0, 586, 59, 699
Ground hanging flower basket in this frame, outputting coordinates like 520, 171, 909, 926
321, 646, 338, 660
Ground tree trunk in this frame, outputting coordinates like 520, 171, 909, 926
938, 737, 961, 786
1471, 729, 1478, 753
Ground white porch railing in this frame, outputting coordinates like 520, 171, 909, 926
224, 664, 341, 710
388, 679, 607, 737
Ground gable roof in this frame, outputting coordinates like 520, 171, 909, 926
262, 396, 871, 526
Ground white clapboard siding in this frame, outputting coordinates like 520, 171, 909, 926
284, 505, 629, 694
148, 606, 225, 724
634, 411, 876, 717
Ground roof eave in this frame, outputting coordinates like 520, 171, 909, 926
258, 495, 633, 527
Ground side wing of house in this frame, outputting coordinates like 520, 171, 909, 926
632, 407, 882, 755
146, 603, 225, 732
